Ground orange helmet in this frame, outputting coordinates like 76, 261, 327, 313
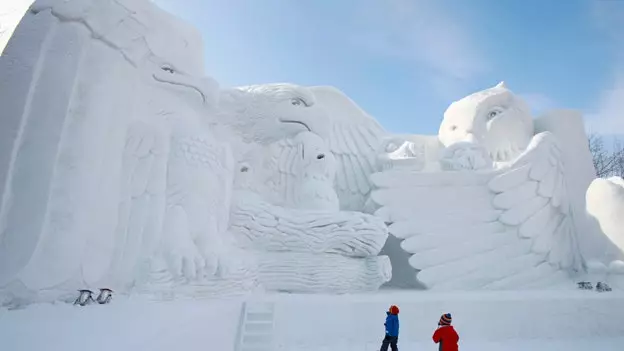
389, 305, 399, 315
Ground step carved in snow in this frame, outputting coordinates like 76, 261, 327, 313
234, 301, 275, 351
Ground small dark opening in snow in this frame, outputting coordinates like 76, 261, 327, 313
316, 154, 325, 160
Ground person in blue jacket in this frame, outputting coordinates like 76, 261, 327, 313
380, 304, 400, 351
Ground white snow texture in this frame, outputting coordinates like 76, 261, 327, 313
0, 0, 623, 303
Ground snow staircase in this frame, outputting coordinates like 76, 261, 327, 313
234, 301, 275, 351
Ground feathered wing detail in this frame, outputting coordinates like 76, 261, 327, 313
489, 132, 585, 272
99, 120, 168, 289
309, 86, 386, 211
371, 132, 585, 290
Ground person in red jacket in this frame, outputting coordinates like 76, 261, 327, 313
432, 313, 459, 351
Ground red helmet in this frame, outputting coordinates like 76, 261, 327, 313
389, 305, 399, 315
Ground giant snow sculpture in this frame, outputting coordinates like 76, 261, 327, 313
370, 82, 615, 290
1, 0, 623, 302
0, 0, 256, 303
0, 0, 392, 302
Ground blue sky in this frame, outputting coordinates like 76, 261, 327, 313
155, 0, 624, 135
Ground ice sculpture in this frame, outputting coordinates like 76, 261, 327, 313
371, 83, 597, 290
0, 0, 256, 303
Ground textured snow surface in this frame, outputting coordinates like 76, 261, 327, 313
2, 291, 624, 351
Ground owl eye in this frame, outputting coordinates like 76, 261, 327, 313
487, 109, 503, 120
450, 125, 458, 131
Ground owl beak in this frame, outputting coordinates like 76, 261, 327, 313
464, 132, 477, 143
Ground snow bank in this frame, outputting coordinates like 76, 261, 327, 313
587, 176, 624, 259
0, 298, 242, 351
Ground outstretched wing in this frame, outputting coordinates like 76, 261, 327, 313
310, 86, 386, 211
371, 132, 585, 290
93, 120, 168, 288
489, 132, 584, 272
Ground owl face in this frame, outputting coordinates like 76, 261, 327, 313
438, 82, 534, 162
293, 132, 336, 180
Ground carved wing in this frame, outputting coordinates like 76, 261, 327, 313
372, 132, 585, 290
91, 120, 168, 288
309, 86, 386, 211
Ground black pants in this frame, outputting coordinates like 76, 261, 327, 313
380, 335, 398, 351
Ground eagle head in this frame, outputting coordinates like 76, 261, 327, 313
217, 83, 330, 145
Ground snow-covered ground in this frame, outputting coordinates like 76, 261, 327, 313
2, 290, 624, 351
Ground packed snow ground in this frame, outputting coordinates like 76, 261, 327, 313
1, 290, 624, 351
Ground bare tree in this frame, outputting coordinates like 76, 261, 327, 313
588, 133, 624, 178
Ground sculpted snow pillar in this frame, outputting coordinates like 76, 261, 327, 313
0, 1, 95, 291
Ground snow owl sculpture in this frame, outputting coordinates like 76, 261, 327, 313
290, 132, 339, 211
371, 84, 590, 290
439, 82, 534, 163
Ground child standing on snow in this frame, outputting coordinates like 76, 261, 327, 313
432, 313, 459, 351
380, 305, 400, 351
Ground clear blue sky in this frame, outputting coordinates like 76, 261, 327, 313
155, 0, 624, 136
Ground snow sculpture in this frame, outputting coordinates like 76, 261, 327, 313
218, 84, 391, 212
212, 84, 393, 292
230, 131, 391, 293
372, 83, 591, 290
0, 0, 255, 304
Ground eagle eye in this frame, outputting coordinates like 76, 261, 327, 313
290, 98, 307, 107
161, 65, 175, 74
